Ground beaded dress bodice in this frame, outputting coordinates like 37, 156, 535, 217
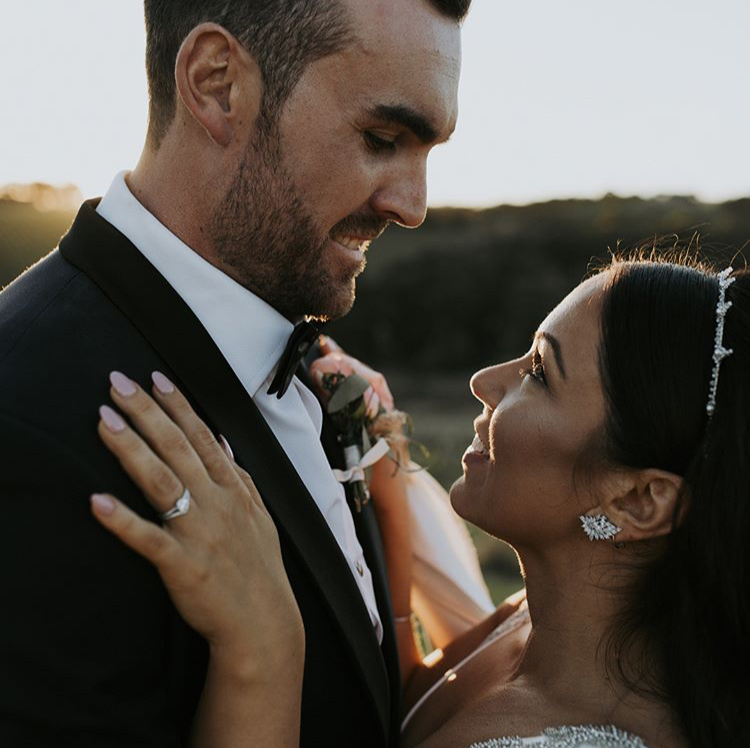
402, 607, 650, 748
469, 724, 649, 748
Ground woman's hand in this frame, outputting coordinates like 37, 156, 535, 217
311, 336, 396, 414
90, 371, 303, 674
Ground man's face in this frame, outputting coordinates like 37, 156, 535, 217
211, 0, 462, 321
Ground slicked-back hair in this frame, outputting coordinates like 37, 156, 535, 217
596, 258, 750, 747
143, 0, 472, 148
430, 0, 471, 19
144, 0, 352, 147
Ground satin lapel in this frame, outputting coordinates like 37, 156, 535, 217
59, 201, 390, 732
298, 366, 397, 629
299, 365, 402, 740
356, 502, 402, 746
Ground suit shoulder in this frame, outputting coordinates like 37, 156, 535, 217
0, 250, 87, 358
0, 247, 158, 413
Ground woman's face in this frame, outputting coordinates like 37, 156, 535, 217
450, 274, 609, 549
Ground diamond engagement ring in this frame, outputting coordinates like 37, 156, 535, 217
160, 487, 191, 521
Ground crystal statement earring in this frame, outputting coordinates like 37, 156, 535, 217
579, 513, 622, 541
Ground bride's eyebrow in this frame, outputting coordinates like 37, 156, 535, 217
535, 331, 567, 380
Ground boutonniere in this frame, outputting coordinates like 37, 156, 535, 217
311, 345, 421, 512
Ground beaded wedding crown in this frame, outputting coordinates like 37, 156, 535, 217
706, 267, 736, 417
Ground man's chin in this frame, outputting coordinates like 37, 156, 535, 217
311, 283, 356, 322
260, 268, 359, 322
298, 252, 364, 320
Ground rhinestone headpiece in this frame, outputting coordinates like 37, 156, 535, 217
706, 267, 736, 417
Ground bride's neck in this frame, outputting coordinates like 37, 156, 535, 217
513, 548, 641, 709
511, 550, 684, 747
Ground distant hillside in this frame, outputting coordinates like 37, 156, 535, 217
331, 194, 750, 372
3, 188, 748, 373
4, 186, 747, 589
0, 183, 80, 287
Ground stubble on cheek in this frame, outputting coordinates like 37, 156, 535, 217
208, 150, 345, 317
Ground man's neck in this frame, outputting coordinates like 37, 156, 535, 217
127, 157, 219, 269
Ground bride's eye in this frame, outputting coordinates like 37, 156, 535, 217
519, 350, 547, 386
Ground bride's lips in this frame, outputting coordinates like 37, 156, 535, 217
462, 431, 490, 467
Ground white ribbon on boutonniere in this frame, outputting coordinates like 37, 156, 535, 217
333, 438, 391, 485
309, 344, 495, 646
311, 348, 409, 512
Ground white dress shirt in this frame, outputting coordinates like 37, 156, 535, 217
97, 172, 383, 642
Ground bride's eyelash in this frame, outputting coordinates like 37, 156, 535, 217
519, 350, 547, 386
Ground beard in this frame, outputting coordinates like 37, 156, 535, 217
208, 128, 387, 321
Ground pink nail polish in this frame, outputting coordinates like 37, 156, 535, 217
219, 434, 234, 460
110, 371, 137, 397
152, 371, 175, 394
99, 405, 126, 433
91, 494, 116, 515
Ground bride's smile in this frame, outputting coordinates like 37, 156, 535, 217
451, 275, 607, 550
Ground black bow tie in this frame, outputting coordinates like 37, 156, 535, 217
267, 320, 323, 398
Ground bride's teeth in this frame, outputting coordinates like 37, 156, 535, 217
472, 434, 487, 454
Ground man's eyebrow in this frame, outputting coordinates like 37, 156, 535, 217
368, 104, 441, 144
536, 331, 567, 380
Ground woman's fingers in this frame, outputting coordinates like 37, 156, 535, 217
93, 375, 302, 655
149, 372, 234, 484
90, 492, 180, 564
318, 335, 342, 355
230, 462, 267, 511
98, 403, 195, 518
309, 350, 395, 412
106, 371, 211, 492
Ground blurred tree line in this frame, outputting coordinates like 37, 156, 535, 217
1, 183, 81, 292
3, 187, 749, 375
330, 194, 750, 372
4, 185, 748, 596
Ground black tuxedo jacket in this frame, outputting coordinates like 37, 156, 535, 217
0, 201, 400, 747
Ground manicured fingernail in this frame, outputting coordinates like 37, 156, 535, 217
99, 405, 126, 433
91, 494, 115, 515
152, 371, 175, 394
219, 434, 234, 460
110, 371, 137, 397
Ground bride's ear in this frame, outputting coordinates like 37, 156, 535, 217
598, 468, 684, 542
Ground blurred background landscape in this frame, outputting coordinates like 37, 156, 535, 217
3, 184, 748, 602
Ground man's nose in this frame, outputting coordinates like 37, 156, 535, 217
369, 158, 428, 229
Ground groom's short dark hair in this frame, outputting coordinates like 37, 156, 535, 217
144, 0, 472, 149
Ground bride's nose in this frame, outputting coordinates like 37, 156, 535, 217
470, 364, 507, 409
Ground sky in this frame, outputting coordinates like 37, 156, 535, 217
2, 0, 749, 207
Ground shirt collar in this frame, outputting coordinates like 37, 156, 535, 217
96, 171, 293, 396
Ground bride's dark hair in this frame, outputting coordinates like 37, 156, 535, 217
596, 257, 750, 748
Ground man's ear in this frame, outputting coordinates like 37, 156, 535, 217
174, 23, 263, 148
600, 468, 684, 542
